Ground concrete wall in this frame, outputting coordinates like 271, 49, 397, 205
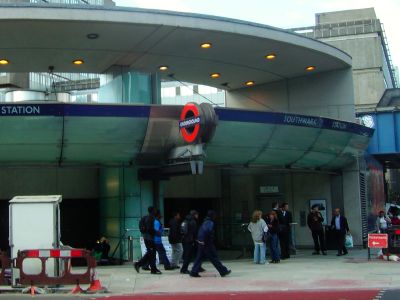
0, 167, 98, 200
353, 70, 386, 110
287, 173, 332, 247
342, 162, 363, 246
316, 8, 376, 24
320, 34, 386, 109
226, 69, 355, 122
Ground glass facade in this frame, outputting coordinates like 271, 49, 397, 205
161, 81, 225, 107
0, 70, 226, 106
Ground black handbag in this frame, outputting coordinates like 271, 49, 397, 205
262, 231, 272, 244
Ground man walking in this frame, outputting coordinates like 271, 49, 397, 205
307, 204, 327, 255
190, 210, 231, 278
330, 208, 350, 256
134, 206, 162, 274
168, 211, 183, 269
180, 210, 200, 274
154, 210, 174, 270
278, 203, 292, 259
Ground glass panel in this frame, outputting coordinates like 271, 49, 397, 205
206, 145, 260, 164
63, 117, 148, 162
255, 149, 305, 166
98, 72, 152, 104
0, 116, 62, 162
210, 122, 275, 147
292, 152, 337, 168
207, 120, 369, 170
269, 126, 321, 151
0, 145, 59, 162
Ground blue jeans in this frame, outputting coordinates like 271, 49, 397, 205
269, 233, 280, 261
191, 243, 228, 276
253, 242, 266, 264
155, 243, 171, 268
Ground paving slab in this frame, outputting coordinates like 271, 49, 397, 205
93, 249, 399, 296
0, 249, 398, 298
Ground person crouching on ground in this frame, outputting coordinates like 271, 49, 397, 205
190, 210, 231, 277
267, 211, 280, 263
248, 210, 268, 264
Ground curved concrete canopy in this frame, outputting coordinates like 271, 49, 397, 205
0, 4, 351, 89
0, 103, 372, 171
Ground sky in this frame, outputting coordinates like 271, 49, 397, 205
114, 0, 399, 73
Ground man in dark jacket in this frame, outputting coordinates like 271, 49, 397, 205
180, 210, 200, 274
134, 206, 161, 274
307, 204, 327, 255
190, 210, 231, 278
278, 203, 292, 259
330, 208, 350, 256
168, 211, 183, 269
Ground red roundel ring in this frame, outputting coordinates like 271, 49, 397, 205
179, 103, 201, 143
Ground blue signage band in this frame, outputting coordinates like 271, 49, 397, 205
0, 103, 373, 138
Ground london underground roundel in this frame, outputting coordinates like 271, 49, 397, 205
179, 103, 201, 143
179, 102, 218, 144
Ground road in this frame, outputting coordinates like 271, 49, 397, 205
0, 289, 398, 300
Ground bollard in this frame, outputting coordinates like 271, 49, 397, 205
127, 236, 134, 262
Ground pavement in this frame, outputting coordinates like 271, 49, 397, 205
1, 249, 399, 299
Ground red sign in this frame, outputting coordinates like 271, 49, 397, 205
179, 103, 201, 143
368, 234, 388, 248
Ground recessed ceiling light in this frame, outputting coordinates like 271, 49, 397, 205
210, 73, 220, 78
305, 66, 316, 71
158, 66, 169, 71
265, 53, 277, 60
0, 59, 9, 65
87, 33, 99, 39
200, 42, 212, 49
245, 81, 255, 86
72, 59, 84, 65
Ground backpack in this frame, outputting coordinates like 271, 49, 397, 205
139, 215, 155, 235
180, 220, 189, 236
139, 216, 147, 234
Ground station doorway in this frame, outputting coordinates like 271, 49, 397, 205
257, 195, 285, 217
163, 197, 219, 224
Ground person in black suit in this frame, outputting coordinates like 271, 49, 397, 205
278, 203, 292, 259
307, 205, 327, 255
330, 208, 350, 256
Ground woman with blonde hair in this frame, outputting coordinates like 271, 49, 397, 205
247, 210, 268, 264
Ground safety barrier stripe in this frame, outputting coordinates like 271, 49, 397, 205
25, 249, 84, 258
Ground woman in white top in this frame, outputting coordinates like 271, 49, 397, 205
376, 210, 391, 233
248, 210, 268, 264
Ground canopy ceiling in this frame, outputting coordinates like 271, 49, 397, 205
0, 4, 351, 89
